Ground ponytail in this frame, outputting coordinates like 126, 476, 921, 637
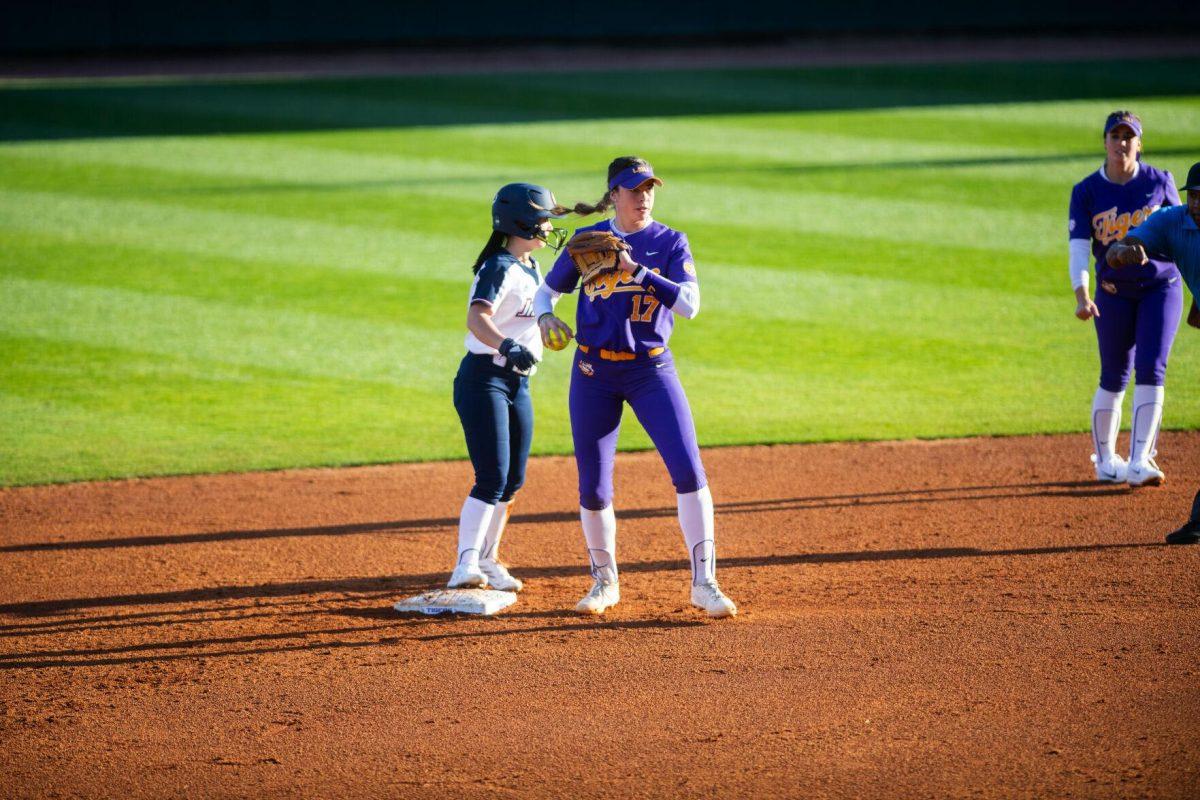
472, 230, 507, 274
567, 193, 615, 217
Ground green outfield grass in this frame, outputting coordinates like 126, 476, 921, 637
2, 60, 1198, 485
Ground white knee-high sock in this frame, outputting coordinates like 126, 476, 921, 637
456, 496, 495, 568
1130, 384, 1165, 464
480, 500, 511, 563
1091, 387, 1124, 462
678, 485, 715, 586
580, 505, 617, 583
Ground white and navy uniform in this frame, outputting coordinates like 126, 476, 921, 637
464, 252, 544, 373
454, 252, 542, 505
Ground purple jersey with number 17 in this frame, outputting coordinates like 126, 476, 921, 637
546, 219, 696, 353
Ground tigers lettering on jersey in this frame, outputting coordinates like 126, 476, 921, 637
583, 269, 661, 301
1091, 204, 1161, 245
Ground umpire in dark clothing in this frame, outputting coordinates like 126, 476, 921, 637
1107, 161, 1200, 543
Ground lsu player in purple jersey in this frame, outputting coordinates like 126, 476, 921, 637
447, 183, 569, 591
1068, 111, 1183, 486
533, 156, 737, 618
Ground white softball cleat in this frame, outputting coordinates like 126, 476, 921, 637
447, 563, 487, 589
479, 560, 523, 592
575, 578, 620, 615
691, 581, 737, 618
1091, 453, 1128, 484
1127, 458, 1165, 487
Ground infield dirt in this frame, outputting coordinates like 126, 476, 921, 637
2, 433, 1198, 798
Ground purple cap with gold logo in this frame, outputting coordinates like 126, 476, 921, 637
1104, 111, 1142, 137
609, 162, 664, 191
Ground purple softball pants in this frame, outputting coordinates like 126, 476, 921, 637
1094, 277, 1184, 391
569, 347, 706, 511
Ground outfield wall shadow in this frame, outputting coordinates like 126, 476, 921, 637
3, 59, 1199, 142
1, 479, 1127, 553
0, 540, 1162, 620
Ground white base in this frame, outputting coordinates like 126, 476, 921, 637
393, 588, 518, 616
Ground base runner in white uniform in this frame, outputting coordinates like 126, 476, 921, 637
447, 183, 571, 590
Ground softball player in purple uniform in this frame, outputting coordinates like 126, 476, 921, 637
448, 183, 568, 591
533, 156, 737, 618
1069, 111, 1182, 486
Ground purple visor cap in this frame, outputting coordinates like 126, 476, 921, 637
1104, 113, 1142, 137
608, 164, 665, 191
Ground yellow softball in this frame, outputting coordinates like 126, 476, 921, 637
545, 327, 570, 352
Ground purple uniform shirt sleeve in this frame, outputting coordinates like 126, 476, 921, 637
546, 247, 581, 294
666, 233, 698, 284
1068, 182, 1091, 241
1163, 172, 1182, 207
633, 231, 694, 308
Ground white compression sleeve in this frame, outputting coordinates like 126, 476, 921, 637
677, 486, 715, 585
479, 499, 510, 563
580, 505, 618, 583
1130, 384, 1164, 463
1069, 238, 1091, 292
456, 496, 495, 568
532, 282, 561, 318
1091, 387, 1124, 463
670, 281, 701, 319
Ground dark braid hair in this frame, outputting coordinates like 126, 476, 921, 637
471, 230, 508, 275
570, 156, 650, 216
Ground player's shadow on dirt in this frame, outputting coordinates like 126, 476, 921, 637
0, 612, 702, 669
0, 480, 1129, 554
0, 535, 1167, 668
0, 539, 1164, 626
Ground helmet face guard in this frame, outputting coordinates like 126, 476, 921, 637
542, 226, 567, 252
528, 222, 567, 252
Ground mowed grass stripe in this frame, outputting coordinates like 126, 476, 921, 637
0, 174, 1059, 266
10, 113, 1191, 249
0, 336, 476, 483
0, 216, 1063, 309
8, 250, 1191, 399
4, 228, 1095, 359
0, 232, 479, 327
0, 125, 1042, 201
0, 190, 464, 277
0, 136, 538, 188
0, 391, 239, 485
0, 276, 473, 386
17, 101, 1186, 204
